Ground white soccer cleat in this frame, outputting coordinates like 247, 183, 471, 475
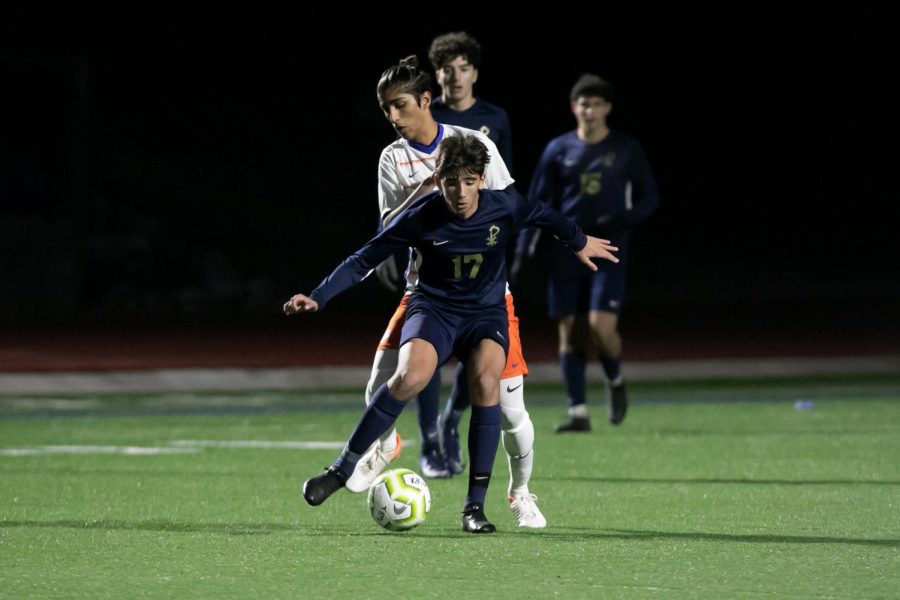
345, 433, 403, 493
508, 493, 547, 528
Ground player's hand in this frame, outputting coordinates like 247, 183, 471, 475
576, 236, 619, 272
283, 294, 318, 315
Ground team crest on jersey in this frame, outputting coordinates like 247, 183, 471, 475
602, 152, 617, 167
486, 224, 500, 246
581, 172, 603, 195
480, 125, 490, 137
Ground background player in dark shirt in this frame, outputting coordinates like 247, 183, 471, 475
515, 74, 659, 432
428, 31, 513, 171
288, 135, 618, 532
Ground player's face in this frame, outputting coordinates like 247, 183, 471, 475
380, 89, 432, 143
436, 56, 478, 104
571, 96, 612, 130
439, 169, 484, 219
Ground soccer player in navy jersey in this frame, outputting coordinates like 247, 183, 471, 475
428, 33, 541, 518
351, 56, 547, 528
362, 56, 513, 485
286, 134, 618, 532
429, 32, 513, 171
514, 74, 660, 432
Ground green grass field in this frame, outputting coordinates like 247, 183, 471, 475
2, 376, 899, 598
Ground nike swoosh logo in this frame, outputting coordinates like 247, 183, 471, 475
408, 171, 417, 178
393, 503, 407, 513
432, 240, 450, 246
506, 383, 523, 393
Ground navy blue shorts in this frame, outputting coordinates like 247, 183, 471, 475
547, 240, 628, 318
400, 295, 509, 366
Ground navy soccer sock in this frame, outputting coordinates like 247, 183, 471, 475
466, 404, 502, 507
560, 351, 587, 407
334, 383, 406, 477
600, 355, 622, 384
416, 370, 442, 453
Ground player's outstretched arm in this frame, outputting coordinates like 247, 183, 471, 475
283, 294, 319, 315
574, 236, 619, 272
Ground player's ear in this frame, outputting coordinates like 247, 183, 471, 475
421, 91, 431, 109
472, 68, 478, 84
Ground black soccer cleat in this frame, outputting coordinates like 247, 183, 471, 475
609, 383, 628, 425
461, 503, 496, 534
555, 416, 591, 433
302, 466, 346, 506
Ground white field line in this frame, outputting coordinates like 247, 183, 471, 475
170, 440, 346, 450
0, 445, 199, 457
0, 438, 406, 457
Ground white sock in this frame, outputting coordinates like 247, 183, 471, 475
508, 450, 533, 498
568, 404, 588, 418
365, 348, 400, 449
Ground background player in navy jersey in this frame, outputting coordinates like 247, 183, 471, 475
428, 32, 513, 171
286, 134, 618, 532
514, 74, 660, 432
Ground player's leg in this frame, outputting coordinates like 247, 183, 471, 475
365, 349, 402, 450
556, 313, 592, 432
550, 267, 592, 432
588, 310, 627, 423
499, 294, 546, 527
416, 369, 450, 478
346, 297, 407, 493
303, 338, 438, 506
440, 362, 468, 475
461, 336, 505, 534
587, 252, 628, 424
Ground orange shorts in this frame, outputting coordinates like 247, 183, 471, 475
377, 294, 528, 379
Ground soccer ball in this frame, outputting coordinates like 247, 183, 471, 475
367, 468, 431, 531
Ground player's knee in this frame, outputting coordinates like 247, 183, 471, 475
387, 368, 431, 401
469, 371, 500, 407
560, 342, 588, 357
501, 404, 529, 432
589, 313, 618, 340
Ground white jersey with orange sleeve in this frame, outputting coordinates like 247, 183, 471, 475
377, 123, 514, 290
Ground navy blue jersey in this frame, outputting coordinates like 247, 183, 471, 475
516, 130, 659, 257
432, 99, 513, 173
309, 188, 586, 311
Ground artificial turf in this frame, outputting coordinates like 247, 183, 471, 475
1, 376, 898, 598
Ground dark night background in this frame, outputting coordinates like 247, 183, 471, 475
1, 6, 897, 359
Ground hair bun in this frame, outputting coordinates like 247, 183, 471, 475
398, 55, 420, 69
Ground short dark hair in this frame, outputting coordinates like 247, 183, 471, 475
434, 135, 491, 178
428, 31, 483, 70
377, 55, 433, 104
569, 74, 615, 102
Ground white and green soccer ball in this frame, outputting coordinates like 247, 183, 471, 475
367, 468, 431, 531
